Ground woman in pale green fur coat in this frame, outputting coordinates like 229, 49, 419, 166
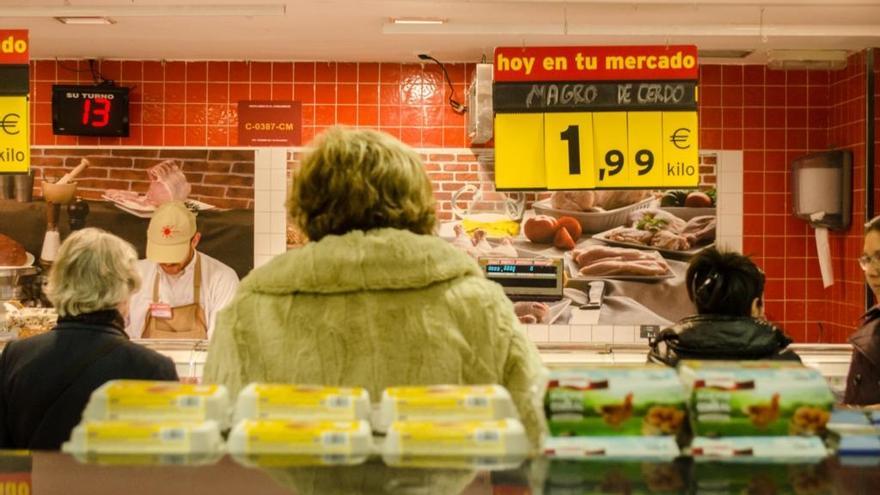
204, 127, 547, 447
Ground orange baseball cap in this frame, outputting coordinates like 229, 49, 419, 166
146, 201, 197, 263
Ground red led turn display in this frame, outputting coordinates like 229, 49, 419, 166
52, 85, 130, 137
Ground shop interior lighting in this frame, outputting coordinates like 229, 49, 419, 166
0, 4, 286, 18
391, 17, 447, 25
55, 17, 116, 25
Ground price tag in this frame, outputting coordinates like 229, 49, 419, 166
544, 112, 595, 189
592, 112, 629, 188
627, 112, 664, 187
0, 96, 29, 173
662, 111, 699, 187
494, 113, 546, 189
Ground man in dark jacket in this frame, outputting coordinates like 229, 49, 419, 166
648, 248, 800, 367
0, 229, 178, 450
844, 218, 880, 406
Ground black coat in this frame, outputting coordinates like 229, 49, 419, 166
844, 307, 880, 406
647, 314, 801, 367
0, 310, 178, 450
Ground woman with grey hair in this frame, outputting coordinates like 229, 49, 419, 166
0, 228, 178, 450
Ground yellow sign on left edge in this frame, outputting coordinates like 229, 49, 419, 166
0, 96, 29, 173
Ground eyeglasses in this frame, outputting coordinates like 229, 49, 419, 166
859, 252, 880, 271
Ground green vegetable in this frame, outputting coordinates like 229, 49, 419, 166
705, 188, 717, 206
637, 216, 668, 232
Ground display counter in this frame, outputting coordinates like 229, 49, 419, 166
2, 450, 878, 495
0, 199, 254, 279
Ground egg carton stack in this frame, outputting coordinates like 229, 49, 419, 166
63, 380, 229, 463
378, 384, 529, 463
227, 384, 374, 465
678, 361, 832, 463
542, 367, 686, 460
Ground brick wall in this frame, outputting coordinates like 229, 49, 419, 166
30, 148, 255, 209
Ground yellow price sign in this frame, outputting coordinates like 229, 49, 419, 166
626, 112, 664, 188
0, 96, 29, 174
494, 113, 545, 189
544, 112, 595, 189
592, 112, 629, 189
493, 110, 699, 190
662, 111, 699, 188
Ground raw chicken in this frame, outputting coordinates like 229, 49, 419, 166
682, 216, 717, 245
650, 230, 691, 251
594, 190, 651, 210
629, 208, 687, 233
572, 245, 658, 267
451, 226, 518, 259
452, 224, 481, 258
572, 245, 670, 277
606, 227, 654, 245
579, 259, 669, 277
514, 301, 551, 324
551, 191, 596, 211
146, 160, 191, 205
486, 237, 519, 257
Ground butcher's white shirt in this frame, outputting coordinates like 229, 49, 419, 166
125, 251, 239, 340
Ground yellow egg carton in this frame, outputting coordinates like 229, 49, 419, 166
83, 380, 230, 427
233, 383, 370, 422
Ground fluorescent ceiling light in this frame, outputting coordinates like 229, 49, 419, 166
0, 4, 285, 17
391, 17, 446, 25
55, 17, 115, 25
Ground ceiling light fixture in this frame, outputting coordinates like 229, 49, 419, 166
55, 16, 116, 25
0, 4, 285, 18
391, 17, 446, 25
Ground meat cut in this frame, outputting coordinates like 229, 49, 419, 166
572, 245, 670, 278
104, 160, 191, 210
514, 301, 550, 324
451, 225, 518, 259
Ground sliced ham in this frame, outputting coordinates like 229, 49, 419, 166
104, 160, 191, 209
146, 161, 191, 205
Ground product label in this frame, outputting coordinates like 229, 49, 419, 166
253, 385, 361, 420
393, 420, 508, 455
387, 385, 498, 420
84, 422, 191, 453
243, 420, 360, 454
104, 381, 216, 420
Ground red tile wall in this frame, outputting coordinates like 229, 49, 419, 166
703, 56, 868, 343
28, 60, 473, 148
26, 58, 873, 342
824, 52, 868, 342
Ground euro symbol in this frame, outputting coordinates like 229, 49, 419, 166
0, 113, 20, 136
670, 128, 690, 150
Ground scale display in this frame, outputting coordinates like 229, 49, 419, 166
480, 257, 564, 299
52, 85, 130, 137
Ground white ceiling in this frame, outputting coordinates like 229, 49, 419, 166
1, 0, 879, 63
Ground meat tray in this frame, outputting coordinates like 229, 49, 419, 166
564, 252, 675, 282
102, 195, 217, 218
592, 228, 715, 261
532, 197, 653, 234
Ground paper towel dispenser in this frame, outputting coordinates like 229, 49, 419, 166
791, 149, 852, 231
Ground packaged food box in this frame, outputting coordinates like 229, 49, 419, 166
542, 436, 680, 460
678, 361, 835, 437
231, 453, 368, 469
82, 380, 230, 427
544, 367, 687, 437
63, 421, 222, 454
382, 419, 529, 457
689, 436, 828, 462
378, 385, 517, 430
233, 384, 370, 422
226, 420, 373, 456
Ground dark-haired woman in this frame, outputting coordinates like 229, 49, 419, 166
648, 248, 800, 366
